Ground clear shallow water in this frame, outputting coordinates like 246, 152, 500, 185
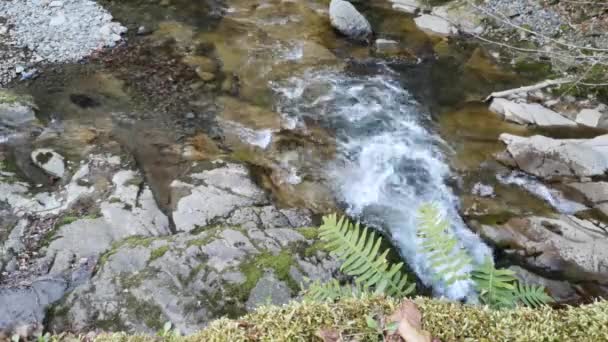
273, 68, 492, 300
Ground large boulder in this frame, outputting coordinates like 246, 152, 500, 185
48, 207, 338, 334
475, 215, 608, 296
498, 133, 608, 179
329, 0, 372, 41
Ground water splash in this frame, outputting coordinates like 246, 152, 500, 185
497, 171, 587, 214
273, 69, 492, 300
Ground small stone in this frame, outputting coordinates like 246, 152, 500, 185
414, 14, 456, 36
196, 69, 215, 82
31, 149, 66, 178
374, 39, 400, 54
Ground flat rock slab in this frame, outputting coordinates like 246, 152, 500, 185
479, 215, 608, 285
499, 133, 608, 178
490, 98, 576, 127
414, 14, 456, 36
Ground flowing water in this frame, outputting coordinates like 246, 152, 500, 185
273, 68, 491, 299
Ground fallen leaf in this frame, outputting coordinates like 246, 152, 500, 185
387, 300, 433, 342
316, 327, 342, 342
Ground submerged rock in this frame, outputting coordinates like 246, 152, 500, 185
329, 0, 372, 41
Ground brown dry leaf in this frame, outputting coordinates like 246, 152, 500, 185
316, 327, 342, 342
387, 300, 433, 342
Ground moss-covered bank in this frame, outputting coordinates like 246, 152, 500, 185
90, 297, 608, 341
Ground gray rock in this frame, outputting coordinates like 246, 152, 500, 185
414, 14, 456, 36
329, 0, 372, 41
0, 91, 36, 127
478, 215, 608, 285
566, 182, 608, 204
31, 149, 65, 178
489, 99, 576, 127
374, 39, 400, 54
499, 133, 608, 178
0, 278, 67, 331
391, 0, 421, 14
265, 228, 305, 247
576, 108, 603, 128
245, 272, 292, 312
49, 225, 338, 334
172, 163, 268, 232
510, 266, 579, 303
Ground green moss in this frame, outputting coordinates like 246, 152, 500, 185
58, 215, 79, 227
125, 295, 165, 331
296, 227, 319, 240
0, 90, 35, 106
474, 212, 516, 226
149, 246, 169, 261
303, 241, 331, 258
92, 298, 608, 341
232, 262, 263, 302
121, 271, 148, 289
122, 236, 156, 248
513, 60, 554, 79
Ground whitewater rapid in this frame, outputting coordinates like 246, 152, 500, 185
273, 68, 492, 300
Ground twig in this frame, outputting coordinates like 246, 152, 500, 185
484, 78, 572, 101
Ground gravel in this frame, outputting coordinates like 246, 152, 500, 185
481, 0, 608, 49
0, 0, 126, 86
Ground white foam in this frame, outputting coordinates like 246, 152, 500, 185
497, 171, 587, 214
273, 69, 492, 300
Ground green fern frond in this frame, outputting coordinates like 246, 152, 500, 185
417, 204, 472, 285
319, 214, 415, 297
513, 282, 554, 308
304, 279, 370, 302
471, 257, 518, 308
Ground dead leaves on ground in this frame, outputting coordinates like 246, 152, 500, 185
316, 300, 437, 342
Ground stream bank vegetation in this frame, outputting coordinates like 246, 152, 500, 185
463, 0, 608, 101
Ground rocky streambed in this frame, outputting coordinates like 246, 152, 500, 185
1, 0, 607, 336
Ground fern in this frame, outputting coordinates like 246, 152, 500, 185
471, 257, 518, 308
513, 282, 554, 308
416, 204, 472, 285
472, 257, 553, 309
318, 214, 415, 298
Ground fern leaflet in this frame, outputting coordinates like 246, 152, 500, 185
417, 204, 472, 285
513, 282, 554, 308
319, 214, 415, 298
471, 257, 518, 308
